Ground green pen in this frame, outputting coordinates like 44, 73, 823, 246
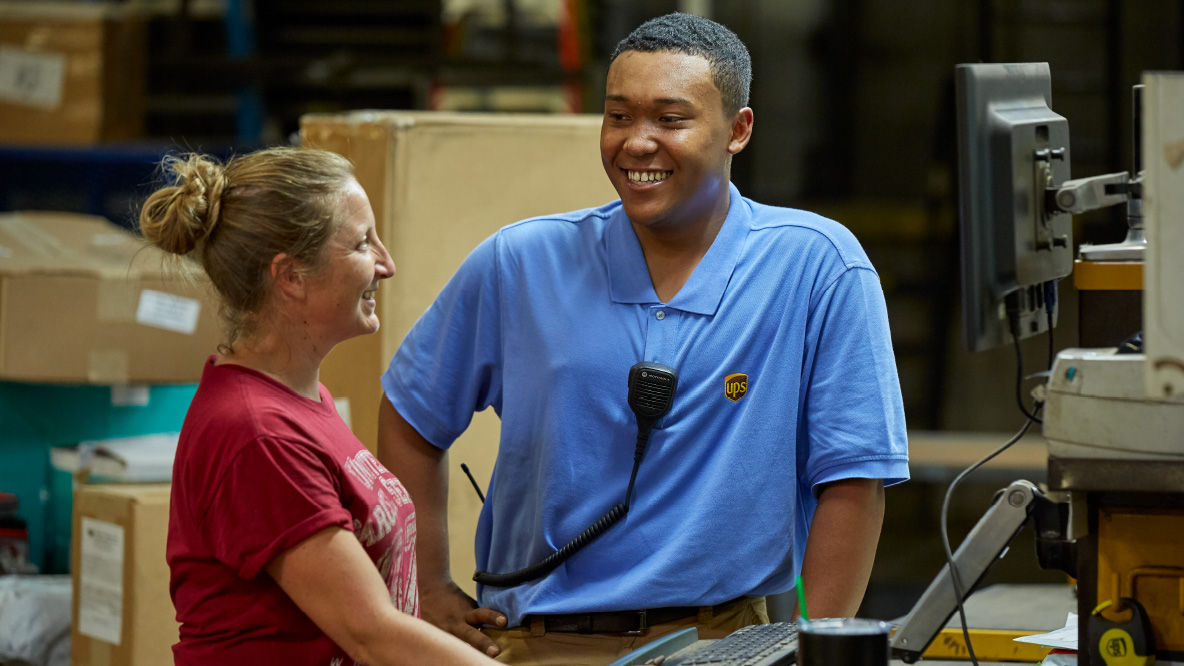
795, 575, 809, 621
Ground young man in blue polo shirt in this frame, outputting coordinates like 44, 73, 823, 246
377, 12, 909, 665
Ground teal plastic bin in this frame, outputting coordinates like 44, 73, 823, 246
0, 381, 196, 573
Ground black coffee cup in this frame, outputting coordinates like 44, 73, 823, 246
798, 618, 891, 666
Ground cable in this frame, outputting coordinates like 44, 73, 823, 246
475, 436, 652, 588
473, 362, 678, 588
939, 416, 1036, 666
460, 463, 485, 503
941, 282, 1055, 663
1006, 295, 1044, 425
623, 424, 653, 508
1012, 331, 1044, 424
473, 503, 629, 587
1044, 280, 1058, 372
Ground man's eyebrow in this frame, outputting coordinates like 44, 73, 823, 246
604, 94, 694, 106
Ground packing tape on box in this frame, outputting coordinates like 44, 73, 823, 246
96, 281, 136, 323
88, 350, 129, 384
0, 216, 67, 258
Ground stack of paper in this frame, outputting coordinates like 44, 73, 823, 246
50, 432, 179, 482
1016, 613, 1078, 666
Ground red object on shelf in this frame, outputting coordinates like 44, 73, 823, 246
0, 490, 31, 574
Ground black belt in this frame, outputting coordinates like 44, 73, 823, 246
529, 597, 747, 634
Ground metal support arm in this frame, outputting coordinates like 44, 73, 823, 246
1050, 172, 1132, 215
890, 480, 1060, 663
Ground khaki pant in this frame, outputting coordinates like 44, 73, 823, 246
482, 597, 769, 666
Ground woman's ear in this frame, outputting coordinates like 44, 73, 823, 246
270, 253, 307, 302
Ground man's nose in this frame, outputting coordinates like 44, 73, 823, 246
623, 122, 658, 156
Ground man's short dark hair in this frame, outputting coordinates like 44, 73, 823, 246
610, 12, 752, 114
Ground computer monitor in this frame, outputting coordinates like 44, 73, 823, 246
956, 63, 1074, 352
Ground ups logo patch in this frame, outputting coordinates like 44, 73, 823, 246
725, 373, 748, 402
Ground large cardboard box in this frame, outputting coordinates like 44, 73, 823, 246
301, 111, 617, 593
0, 2, 146, 145
71, 483, 177, 666
0, 212, 222, 383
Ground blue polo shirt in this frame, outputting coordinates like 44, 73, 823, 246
382, 183, 908, 625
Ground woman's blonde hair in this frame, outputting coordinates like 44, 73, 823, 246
138, 147, 356, 349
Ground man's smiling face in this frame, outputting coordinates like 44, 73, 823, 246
600, 49, 747, 233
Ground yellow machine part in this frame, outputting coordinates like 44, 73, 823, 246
1073, 260, 1143, 290
920, 629, 1053, 662
1097, 508, 1184, 655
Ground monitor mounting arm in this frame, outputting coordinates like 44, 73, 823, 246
1048, 171, 1134, 216
889, 480, 1076, 663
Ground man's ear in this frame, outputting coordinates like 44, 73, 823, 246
728, 107, 754, 155
270, 253, 306, 302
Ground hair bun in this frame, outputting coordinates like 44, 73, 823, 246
180, 157, 228, 230
139, 154, 229, 256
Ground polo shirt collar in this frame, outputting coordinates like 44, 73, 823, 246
606, 181, 753, 315
606, 182, 751, 316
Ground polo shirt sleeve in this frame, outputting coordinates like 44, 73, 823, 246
203, 436, 352, 579
382, 234, 504, 449
799, 265, 910, 497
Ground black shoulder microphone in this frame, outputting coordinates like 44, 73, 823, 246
473, 361, 678, 588
623, 362, 677, 506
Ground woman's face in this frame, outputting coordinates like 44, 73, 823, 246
303, 180, 395, 346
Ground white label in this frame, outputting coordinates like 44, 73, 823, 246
0, 46, 66, 110
110, 385, 151, 407
136, 290, 201, 334
334, 397, 353, 430
78, 517, 124, 645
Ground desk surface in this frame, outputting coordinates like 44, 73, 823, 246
612, 584, 1076, 666
900, 583, 1077, 665
906, 431, 1049, 484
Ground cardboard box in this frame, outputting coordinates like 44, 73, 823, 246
71, 483, 176, 666
0, 2, 146, 145
0, 211, 222, 384
301, 111, 617, 593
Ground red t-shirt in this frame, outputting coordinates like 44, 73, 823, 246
167, 356, 419, 666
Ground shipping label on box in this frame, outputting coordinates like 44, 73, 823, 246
0, 45, 66, 110
72, 483, 176, 666
0, 212, 222, 384
78, 516, 125, 645
0, 2, 145, 144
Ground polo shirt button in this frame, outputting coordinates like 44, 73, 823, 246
655, 311, 666, 320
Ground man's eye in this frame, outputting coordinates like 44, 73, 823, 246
660, 116, 685, 123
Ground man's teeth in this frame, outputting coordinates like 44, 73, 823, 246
362, 290, 375, 299
628, 170, 670, 183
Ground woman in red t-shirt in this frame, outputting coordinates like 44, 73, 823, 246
139, 148, 503, 666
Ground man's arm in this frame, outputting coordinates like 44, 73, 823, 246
798, 477, 885, 618
376, 396, 505, 657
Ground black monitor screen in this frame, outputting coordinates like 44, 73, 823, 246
956, 62, 1074, 352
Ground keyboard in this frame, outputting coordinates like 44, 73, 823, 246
666, 622, 799, 666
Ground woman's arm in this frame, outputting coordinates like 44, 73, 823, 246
266, 525, 498, 666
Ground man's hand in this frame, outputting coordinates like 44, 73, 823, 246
378, 398, 506, 655
420, 579, 507, 658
